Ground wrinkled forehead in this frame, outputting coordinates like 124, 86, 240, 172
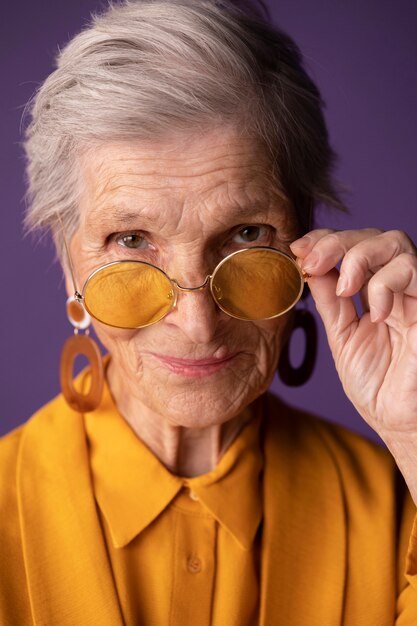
76, 130, 294, 233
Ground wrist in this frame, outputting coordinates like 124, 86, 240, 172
381, 430, 417, 508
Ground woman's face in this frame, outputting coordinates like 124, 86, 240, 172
67, 129, 299, 427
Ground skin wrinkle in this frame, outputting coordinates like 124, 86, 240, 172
85, 139, 272, 200
80, 197, 293, 280
67, 129, 295, 477
82, 133, 287, 211
88, 204, 288, 236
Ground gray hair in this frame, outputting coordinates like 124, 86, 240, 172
23, 0, 344, 252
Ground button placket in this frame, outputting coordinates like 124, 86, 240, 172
170, 512, 216, 626
187, 555, 202, 573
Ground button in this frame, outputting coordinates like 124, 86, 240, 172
189, 489, 199, 501
187, 556, 202, 574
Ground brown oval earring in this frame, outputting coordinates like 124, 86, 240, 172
277, 308, 317, 387
60, 296, 104, 412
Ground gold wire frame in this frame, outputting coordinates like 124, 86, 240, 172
71, 246, 306, 329
210, 247, 306, 321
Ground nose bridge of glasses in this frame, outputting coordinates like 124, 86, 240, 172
171, 275, 212, 292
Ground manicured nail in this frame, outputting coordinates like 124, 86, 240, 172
302, 251, 319, 272
290, 235, 311, 249
336, 275, 348, 296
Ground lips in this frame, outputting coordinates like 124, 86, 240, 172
148, 352, 238, 377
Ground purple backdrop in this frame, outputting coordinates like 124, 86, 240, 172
1, 1, 416, 439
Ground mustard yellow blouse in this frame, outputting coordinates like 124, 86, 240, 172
1, 366, 417, 625
84, 383, 263, 626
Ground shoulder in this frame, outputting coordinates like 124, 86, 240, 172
0, 425, 24, 478
0, 425, 24, 534
0, 419, 46, 621
0, 393, 80, 623
264, 391, 399, 494
265, 391, 392, 459
0, 391, 69, 475
0, 422, 23, 452
263, 392, 415, 556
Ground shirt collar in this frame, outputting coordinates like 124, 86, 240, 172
84, 371, 264, 551
183, 406, 264, 550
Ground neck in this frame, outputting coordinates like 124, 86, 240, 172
106, 360, 252, 477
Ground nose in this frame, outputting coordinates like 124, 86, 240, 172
165, 280, 227, 344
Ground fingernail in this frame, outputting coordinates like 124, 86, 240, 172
302, 251, 319, 272
290, 235, 311, 249
336, 275, 348, 296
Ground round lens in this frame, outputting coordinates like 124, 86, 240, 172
83, 261, 174, 329
211, 248, 303, 320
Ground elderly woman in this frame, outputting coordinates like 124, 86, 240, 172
1, 0, 417, 624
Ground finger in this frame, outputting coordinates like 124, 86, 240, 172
337, 230, 417, 297
307, 270, 359, 360
293, 228, 384, 275
367, 253, 417, 322
359, 285, 371, 313
290, 228, 335, 258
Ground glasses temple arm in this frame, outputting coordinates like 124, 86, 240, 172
58, 216, 81, 298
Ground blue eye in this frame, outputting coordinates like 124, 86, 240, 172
117, 233, 147, 249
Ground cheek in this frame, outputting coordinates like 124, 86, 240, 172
91, 313, 290, 394
91, 322, 138, 360
254, 314, 291, 348
92, 314, 290, 354
239, 315, 290, 371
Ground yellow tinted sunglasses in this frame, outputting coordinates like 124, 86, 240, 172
66, 246, 306, 330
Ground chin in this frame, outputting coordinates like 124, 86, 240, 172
147, 376, 267, 428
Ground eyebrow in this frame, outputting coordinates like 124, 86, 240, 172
85, 207, 149, 231
87, 201, 286, 229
